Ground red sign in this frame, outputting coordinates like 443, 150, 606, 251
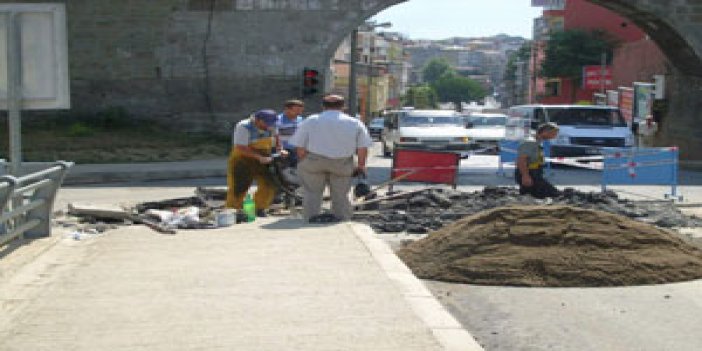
583, 65, 613, 90
619, 87, 634, 123
391, 149, 459, 188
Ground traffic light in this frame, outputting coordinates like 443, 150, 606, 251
302, 68, 320, 97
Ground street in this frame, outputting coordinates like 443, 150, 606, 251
45, 142, 702, 350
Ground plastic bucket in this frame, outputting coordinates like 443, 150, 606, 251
215, 210, 237, 227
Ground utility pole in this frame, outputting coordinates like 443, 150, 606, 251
600, 52, 607, 95
6, 12, 23, 176
348, 29, 359, 117
366, 41, 373, 123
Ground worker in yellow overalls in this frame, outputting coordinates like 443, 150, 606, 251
226, 109, 280, 216
515, 122, 560, 199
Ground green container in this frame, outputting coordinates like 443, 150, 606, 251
243, 194, 256, 222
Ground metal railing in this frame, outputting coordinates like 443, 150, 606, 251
0, 161, 73, 246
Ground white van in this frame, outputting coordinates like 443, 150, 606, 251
381, 109, 472, 157
507, 105, 635, 157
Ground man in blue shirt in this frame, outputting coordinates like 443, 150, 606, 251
276, 99, 305, 166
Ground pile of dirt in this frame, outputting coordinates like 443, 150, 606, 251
398, 205, 702, 287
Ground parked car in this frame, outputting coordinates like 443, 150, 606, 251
507, 104, 635, 157
381, 110, 471, 157
368, 118, 384, 140
463, 112, 508, 151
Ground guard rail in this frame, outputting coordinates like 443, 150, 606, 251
0, 161, 73, 246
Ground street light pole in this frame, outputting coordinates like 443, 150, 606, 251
348, 29, 359, 117
366, 43, 373, 123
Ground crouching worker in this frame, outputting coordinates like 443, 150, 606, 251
515, 122, 560, 199
226, 109, 279, 217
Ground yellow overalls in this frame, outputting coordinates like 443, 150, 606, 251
226, 121, 277, 210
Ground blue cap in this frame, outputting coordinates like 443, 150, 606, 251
254, 109, 278, 126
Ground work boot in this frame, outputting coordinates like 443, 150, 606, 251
235, 211, 248, 224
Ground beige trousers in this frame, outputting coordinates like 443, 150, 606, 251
297, 153, 355, 221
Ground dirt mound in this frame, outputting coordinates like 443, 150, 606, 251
398, 205, 702, 287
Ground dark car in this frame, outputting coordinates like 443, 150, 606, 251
368, 118, 384, 140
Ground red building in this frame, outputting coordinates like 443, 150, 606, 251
533, 0, 667, 105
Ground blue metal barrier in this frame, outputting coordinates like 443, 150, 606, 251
602, 147, 680, 200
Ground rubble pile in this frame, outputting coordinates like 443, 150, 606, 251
59, 186, 701, 237
353, 186, 702, 234
398, 205, 702, 287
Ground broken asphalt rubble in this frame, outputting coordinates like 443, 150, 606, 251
57, 185, 702, 237
353, 186, 702, 234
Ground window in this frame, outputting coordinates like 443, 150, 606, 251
545, 80, 561, 97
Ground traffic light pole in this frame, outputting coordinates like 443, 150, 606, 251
365, 49, 373, 124
348, 29, 359, 117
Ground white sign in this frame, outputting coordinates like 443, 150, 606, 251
532, 0, 566, 9
0, 3, 69, 110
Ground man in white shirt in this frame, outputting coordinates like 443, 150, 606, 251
289, 94, 373, 221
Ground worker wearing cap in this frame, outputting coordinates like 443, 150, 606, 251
289, 94, 373, 221
515, 122, 560, 199
275, 99, 305, 166
226, 109, 279, 216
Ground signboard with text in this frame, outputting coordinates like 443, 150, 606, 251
583, 65, 613, 90
633, 82, 655, 123
606, 90, 619, 107
532, 0, 566, 9
0, 4, 69, 110
619, 87, 634, 124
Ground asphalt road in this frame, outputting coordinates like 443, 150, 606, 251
55, 142, 702, 351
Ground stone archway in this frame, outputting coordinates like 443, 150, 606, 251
37, 0, 702, 159
328, 0, 702, 159
342, 0, 702, 75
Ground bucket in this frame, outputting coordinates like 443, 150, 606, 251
215, 210, 237, 227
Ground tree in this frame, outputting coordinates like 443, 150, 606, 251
504, 42, 532, 79
432, 75, 487, 108
422, 58, 455, 85
541, 29, 619, 100
403, 85, 438, 109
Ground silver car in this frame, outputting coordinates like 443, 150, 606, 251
381, 110, 472, 157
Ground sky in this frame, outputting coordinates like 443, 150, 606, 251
370, 0, 544, 40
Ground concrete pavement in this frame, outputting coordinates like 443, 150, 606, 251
0, 219, 483, 351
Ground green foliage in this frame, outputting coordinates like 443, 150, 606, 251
422, 58, 456, 85
505, 42, 532, 79
541, 29, 619, 80
67, 122, 95, 137
403, 85, 438, 109
96, 106, 135, 129
432, 75, 487, 106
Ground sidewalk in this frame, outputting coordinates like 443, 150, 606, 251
0, 219, 483, 351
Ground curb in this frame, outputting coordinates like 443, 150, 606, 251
347, 223, 485, 351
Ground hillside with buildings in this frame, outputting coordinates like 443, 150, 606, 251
330, 27, 527, 120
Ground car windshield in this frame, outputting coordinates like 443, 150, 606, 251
468, 116, 507, 127
370, 118, 384, 127
544, 108, 627, 127
400, 115, 463, 127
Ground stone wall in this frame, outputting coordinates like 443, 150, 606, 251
3, 0, 702, 158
